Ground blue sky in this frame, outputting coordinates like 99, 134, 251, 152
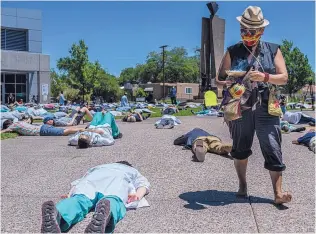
2, 1, 315, 76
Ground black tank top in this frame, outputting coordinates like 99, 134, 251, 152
227, 41, 280, 91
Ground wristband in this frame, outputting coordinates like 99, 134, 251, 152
263, 72, 270, 83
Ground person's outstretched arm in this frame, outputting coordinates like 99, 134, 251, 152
128, 171, 150, 203
1, 128, 13, 133
63, 127, 85, 136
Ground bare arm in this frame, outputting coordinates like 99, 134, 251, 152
1, 128, 13, 133
135, 187, 147, 200
85, 128, 105, 135
249, 48, 288, 85
216, 51, 231, 85
127, 186, 148, 204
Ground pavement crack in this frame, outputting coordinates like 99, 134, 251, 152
249, 197, 260, 233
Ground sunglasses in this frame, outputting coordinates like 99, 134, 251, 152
240, 28, 260, 36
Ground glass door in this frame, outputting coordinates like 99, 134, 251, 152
2, 73, 27, 104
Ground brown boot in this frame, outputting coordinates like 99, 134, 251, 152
193, 139, 207, 162
220, 144, 233, 154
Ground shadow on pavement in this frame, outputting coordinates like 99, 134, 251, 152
179, 190, 276, 210
191, 153, 234, 162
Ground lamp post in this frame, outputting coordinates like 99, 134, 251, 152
160, 45, 168, 102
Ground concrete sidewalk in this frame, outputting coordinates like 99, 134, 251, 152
1, 116, 315, 233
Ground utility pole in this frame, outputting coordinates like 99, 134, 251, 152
195, 48, 201, 81
82, 80, 85, 104
160, 45, 168, 102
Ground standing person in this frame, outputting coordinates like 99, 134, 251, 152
59, 91, 65, 106
120, 92, 129, 107
7, 93, 15, 104
216, 6, 291, 204
31, 95, 37, 103
170, 86, 177, 105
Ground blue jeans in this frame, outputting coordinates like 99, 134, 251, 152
56, 193, 126, 233
299, 114, 315, 124
298, 132, 316, 146
40, 124, 64, 136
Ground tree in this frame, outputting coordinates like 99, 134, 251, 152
119, 47, 200, 84
64, 88, 80, 102
50, 69, 67, 98
118, 67, 137, 85
57, 40, 89, 100
280, 40, 313, 96
134, 87, 146, 97
53, 40, 122, 102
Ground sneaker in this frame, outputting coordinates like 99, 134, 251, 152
41, 201, 61, 233
193, 139, 207, 162
308, 122, 315, 127
291, 127, 306, 132
85, 199, 111, 233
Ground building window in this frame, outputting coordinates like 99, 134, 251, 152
1, 73, 28, 103
185, 87, 192, 94
1, 28, 28, 51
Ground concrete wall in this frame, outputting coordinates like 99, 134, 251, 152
1, 8, 51, 103
1, 8, 42, 53
176, 83, 199, 100
1, 51, 49, 72
1, 50, 50, 103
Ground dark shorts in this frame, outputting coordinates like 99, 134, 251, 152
74, 112, 85, 125
40, 124, 65, 136
230, 102, 285, 172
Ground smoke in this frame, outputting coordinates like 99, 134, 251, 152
231, 59, 248, 71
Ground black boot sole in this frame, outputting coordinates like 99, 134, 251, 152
41, 201, 61, 233
85, 199, 111, 233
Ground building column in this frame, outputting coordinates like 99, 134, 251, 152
37, 71, 50, 104
37, 71, 41, 103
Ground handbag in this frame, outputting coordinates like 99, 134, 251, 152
223, 99, 242, 121
268, 85, 282, 117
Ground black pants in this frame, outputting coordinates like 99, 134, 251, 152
171, 97, 177, 105
230, 102, 285, 172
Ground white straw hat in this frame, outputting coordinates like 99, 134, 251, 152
237, 6, 269, 28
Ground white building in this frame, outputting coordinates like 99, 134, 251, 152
1, 7, 50, 104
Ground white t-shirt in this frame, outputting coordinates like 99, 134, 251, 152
283, 112, 302, 124
68, 124, 114, 147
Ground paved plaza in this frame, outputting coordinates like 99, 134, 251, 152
1, 116, 315, 233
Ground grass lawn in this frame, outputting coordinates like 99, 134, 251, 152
1, 132, 18, 140
114, 107, 203, 119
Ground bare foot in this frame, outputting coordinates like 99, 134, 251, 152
274, 191, 292, 204
237, 185, 248, 197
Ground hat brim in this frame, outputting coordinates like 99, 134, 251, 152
236, 16, 269, 28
